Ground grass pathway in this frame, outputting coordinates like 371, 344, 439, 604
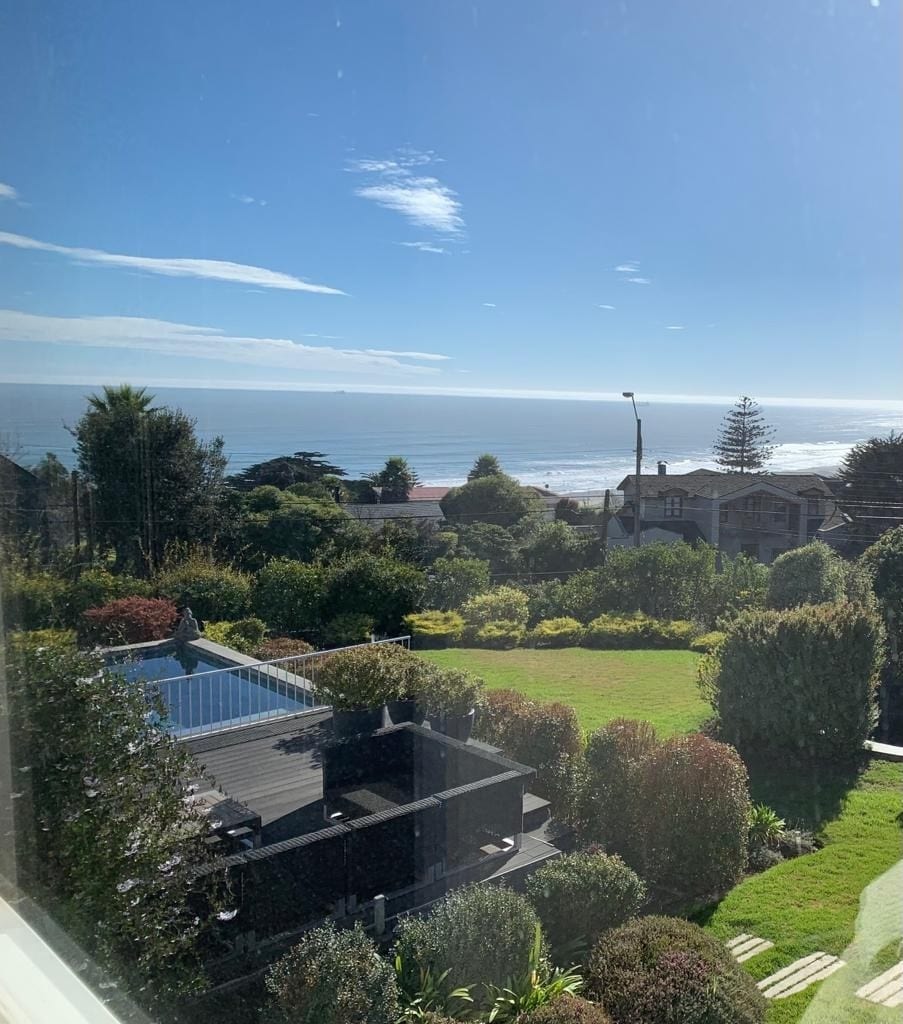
420, 647, 705, 736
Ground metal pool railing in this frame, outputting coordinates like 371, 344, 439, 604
144, 635, 412, 740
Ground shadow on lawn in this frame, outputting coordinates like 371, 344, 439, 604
745, 755, 868, 832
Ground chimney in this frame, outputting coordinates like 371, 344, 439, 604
657, 461, 667, 476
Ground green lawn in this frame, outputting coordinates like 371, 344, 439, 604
702, 761, 903, 1024
419, 647, 706, 736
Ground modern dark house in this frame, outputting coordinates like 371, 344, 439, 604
187, 713, 556, 950
618, 467, 840, 563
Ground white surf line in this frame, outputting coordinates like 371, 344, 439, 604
758, 952, 846, 999
856, 961, 903, 1007
726, 934, 774, 962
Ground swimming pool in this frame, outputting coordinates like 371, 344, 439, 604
106, 643, 313, 736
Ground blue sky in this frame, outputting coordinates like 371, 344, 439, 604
0, 1, 900, 405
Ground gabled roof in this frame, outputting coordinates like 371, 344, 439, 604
617, 470, 834, 500
408, 486, 451, 501
343, 500, 444, 522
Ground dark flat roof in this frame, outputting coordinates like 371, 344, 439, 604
186, 712, 332, 844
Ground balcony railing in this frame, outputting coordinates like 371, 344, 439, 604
139, 635, 411, 740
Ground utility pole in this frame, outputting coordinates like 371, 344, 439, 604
622, 392, 643, 548
70, 469, 81, 554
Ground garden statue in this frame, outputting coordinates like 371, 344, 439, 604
174, 606, 201, 643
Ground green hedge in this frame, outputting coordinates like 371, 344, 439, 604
468, 619, 527, 648
583, 613, 695, 649
403, 610, 465, 647
530, 617, 585, 647
707, 602, 884, 764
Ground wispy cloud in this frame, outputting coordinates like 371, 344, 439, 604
348, 149, 464, 235
0, 231, 344, 295
665, 325, 685, 330
232, 193, 267, 207
482, 302, 497, 308
614, 261, 640, 273
363, 348, 451, 361
627, 277, 651, 285
398, 241, 448, 254
0, 309, 447, 376
596, 304, 616, 310
0, 182, 19, 202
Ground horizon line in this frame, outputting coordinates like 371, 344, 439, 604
0, 374, 901, 413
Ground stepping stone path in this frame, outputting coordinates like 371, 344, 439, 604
856, 961, 903, 1008
726, 934, 774, 963
757, 952, 846, 1000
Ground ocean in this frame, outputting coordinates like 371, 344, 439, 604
1, 383, 899, 496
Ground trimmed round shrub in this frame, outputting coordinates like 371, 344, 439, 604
252, 559, 325, 634
154, 560, 251, 621
252, 636, 315, 660
462, 585, 530, 627
315, 642, 430, 710
393, 883, 542, 998
265, 922, 399, 1024
471, 620, 527, 648
708, 603, 883, 764
579, 719, 658, 856
475, 689, 583, 811
516, 994, 612, 1023
420, 666, 485, 716
478, 690, 583, 766
587, 916, 765, 1024
403, 609, 465, 648
765, 541, 846, 610
82, 596, 178, 644
526, 852, 646, 957
531, 617, 586, 648
636, 734, 750, 898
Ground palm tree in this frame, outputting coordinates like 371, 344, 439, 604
86, 383, 156, 414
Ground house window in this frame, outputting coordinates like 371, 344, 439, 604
719, 507, 729, 524
664, 496, 683, 518
807, 498, 819, 515
743, 497, 761, 521
772, 500, 787, 523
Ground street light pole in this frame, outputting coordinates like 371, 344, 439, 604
623, 392, 643, 548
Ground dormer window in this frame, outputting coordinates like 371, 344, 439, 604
665, 496, 683, 518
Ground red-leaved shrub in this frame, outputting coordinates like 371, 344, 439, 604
83, 597, 178, 644
587, 916, 765, 1024
475, 689, 583, 811
636, 734, 750, 899
516, 994, 612, 1023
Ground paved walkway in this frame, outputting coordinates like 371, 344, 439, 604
726, 934, 774, 963
856, 961, 903, 1009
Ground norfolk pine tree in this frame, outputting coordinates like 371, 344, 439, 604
713, 396, 776, 473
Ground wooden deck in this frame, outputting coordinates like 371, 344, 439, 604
185, 712, 333, 843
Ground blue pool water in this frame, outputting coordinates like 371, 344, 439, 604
108, 646, 309, 734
